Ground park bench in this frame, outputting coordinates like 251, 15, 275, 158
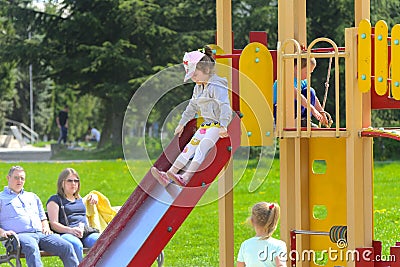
0, 233, 90, 267
0, 233, 165, 267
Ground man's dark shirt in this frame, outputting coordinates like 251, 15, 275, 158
58, 111, 68, 126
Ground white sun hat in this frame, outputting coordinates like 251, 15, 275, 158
183, 51, 205, 82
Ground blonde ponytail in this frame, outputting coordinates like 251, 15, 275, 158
251, 202, 280, 240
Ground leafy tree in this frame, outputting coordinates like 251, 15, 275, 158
0, 63, 16, 133
0, 0, 62, 140
0, 0, 218, 148
232, 0, 278, 49
1, 0, 399, 159
0, 2, 18, 133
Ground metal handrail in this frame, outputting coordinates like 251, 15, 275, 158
4, 118, 39, 143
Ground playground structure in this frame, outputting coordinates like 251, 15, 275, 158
275, 4, 400, 267
77, 0, 400, 266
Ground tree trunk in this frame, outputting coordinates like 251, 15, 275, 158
99, 98, 126, 148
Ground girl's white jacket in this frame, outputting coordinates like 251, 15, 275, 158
179, 74, 232, 128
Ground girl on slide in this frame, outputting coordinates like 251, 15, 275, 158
151, 45, 231, 187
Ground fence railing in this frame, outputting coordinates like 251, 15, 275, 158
3, 118, 39, 144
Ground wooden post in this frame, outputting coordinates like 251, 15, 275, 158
345, 26, 373, 267
278, 0, 308, 259
354, 0, 370, 26
294, 0, 307, 45
278, 0, 295, 129
356, 0, 374, 247
218, 159, 234, 267
216, 1, 234, 267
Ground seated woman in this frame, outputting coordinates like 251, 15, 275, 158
47, 168, 100, 263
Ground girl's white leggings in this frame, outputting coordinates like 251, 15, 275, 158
174, 123, 220, 168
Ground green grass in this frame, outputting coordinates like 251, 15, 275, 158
373, 161, 400, 254
0, 160, 398, 266
50, 144, 124, 160
0, 160, 134, 267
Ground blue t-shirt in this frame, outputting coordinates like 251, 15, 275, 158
47, 194, 87, 227
273, 78, 316, 119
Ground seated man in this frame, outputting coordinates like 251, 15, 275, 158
85, 126, 101, 143
0, 166, 79, 267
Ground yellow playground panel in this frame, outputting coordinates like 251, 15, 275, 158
374, 20, 388, 96
357, 19, 400, 100
308, 138, 347, 267
238, 42, 274, 146
392, 24, 400, 100
357, 19, 371, 93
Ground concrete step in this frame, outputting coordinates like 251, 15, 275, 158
0, 145, 51, 161
0, 135, 22, 148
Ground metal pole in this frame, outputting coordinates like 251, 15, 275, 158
29, 31, 34, 143
292, 229, 329, 236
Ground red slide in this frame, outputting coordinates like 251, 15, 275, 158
360, 127, 400, 142
80, 115, 241, 267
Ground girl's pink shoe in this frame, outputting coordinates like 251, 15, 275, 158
166, 171, 187, 187
151, 167, 170, 187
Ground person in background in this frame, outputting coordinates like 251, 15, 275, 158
85, 126, 101, 143
57, 105, 69, 144
47, 168, 100, 263
0, 166, 79, 267
237, 202, 287, 267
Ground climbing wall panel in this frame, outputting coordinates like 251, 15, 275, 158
308, 137, 347, 267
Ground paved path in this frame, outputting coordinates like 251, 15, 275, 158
0, 145, 52, 162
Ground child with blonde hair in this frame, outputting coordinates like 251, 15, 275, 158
237, 202, 287, 267
272, 57, 329, 127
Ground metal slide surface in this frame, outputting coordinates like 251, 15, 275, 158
80, 116, 241, 267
